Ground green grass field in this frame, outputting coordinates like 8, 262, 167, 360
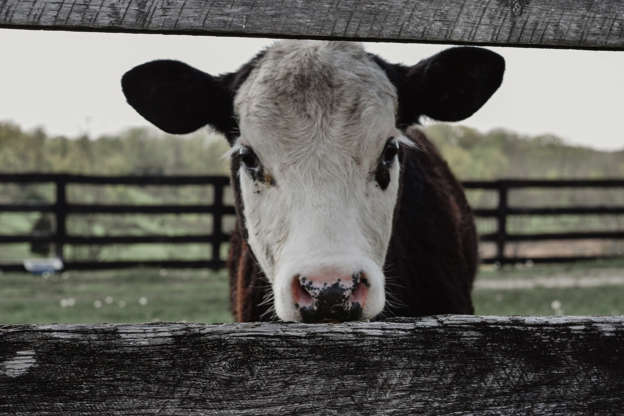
1, 262, 623, 324
0, 268, 232, 324
473, 286, 624, 316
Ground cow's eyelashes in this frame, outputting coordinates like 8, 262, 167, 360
381, 137, 399, 168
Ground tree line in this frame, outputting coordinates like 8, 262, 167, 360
1, 120, 622, 179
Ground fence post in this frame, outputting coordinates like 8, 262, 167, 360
55, 176, 67, 261
496, 181, 508, 264
212, 182, 224, 264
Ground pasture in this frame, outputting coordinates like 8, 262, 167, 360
2, 261, 624, 324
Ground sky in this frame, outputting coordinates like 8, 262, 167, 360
1, 28, 623, 151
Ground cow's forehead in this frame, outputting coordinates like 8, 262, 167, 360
233, 41, 398, 161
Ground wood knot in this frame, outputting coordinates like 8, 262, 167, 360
511, 0, 524, 16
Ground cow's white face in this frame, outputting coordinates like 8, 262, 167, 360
233, 42, 404, 321
122, 40, 504, 322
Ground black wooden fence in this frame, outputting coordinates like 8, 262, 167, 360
0, 173, 234, 272
1, 173, 623, 272
465, 178, 624, 264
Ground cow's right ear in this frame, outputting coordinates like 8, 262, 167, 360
372, 47, 504, 128
121, 60, 236, 139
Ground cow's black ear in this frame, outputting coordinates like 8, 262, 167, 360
412, 47, 505, 122
373, 47, 504, 127
121, 60, 235, 138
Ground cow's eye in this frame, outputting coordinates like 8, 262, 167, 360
381, 137, 399, 167
237, 145, 275, 185
374, 138, 399, 190
239, 145, 260, 170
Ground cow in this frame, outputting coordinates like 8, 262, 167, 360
121, 41, 504, 323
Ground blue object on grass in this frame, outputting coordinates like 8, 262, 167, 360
23, 258, 64, 275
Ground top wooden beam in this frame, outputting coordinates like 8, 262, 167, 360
1, 0, 624, 50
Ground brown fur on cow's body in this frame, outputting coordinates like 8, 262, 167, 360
228, 126, 477, 322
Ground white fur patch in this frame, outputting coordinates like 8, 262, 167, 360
234, 41, 402, 321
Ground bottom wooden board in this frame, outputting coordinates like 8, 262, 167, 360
1, 316, 623, 415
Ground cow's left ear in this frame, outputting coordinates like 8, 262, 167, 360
121, 60, 236, 138
373, 47, 505, 127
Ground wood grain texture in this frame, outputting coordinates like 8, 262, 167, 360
0, 0, 624, 49
1, 316, 623, 415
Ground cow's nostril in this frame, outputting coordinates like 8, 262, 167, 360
292, 274, 314, 308
352, 271, 370, 288
350, 272, 368, 307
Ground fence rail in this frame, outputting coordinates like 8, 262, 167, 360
1, 174, 623, 272
0, 173, 233, 272
1, 317, 623, 415
463, 179, 624, 264
2, 0, 624, 50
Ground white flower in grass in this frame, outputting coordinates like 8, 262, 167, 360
59, 298, 76, 308
551, 300, 563, 315
105, 296, 114, 304
139, 297, 148, 306
94, 300, 103, 309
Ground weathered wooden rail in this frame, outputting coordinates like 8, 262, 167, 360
1, 0, 624, 50
1, 316, 623, 415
